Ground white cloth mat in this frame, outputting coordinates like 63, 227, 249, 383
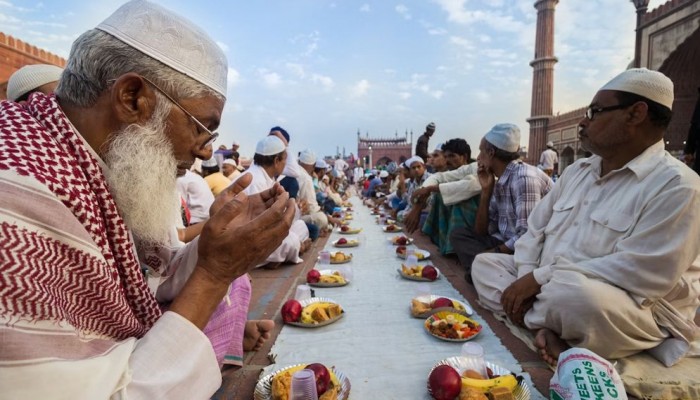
266, 197, 545, 399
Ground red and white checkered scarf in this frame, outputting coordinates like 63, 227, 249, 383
0, 93, 161, 339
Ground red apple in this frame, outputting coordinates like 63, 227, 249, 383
305, 363, 331, 395
428, 365, 461, 400
337, 238, 348, 245
396, 245, 407, 255
422, 265, 438, 281
396, 236, 408, 245
281, 299, 302, 323
431, 297, 453, 309
307, 269, 321, 284
340, 225, 350, 232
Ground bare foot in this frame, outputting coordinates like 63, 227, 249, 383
243, 319, 275, 352
299, 239, 313, 254
534, 328, 570, 366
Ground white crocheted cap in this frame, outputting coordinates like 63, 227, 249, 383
96, 0, 228, 97
298, 149, 316, 165
223, 159, 237, 167
315, 159, 328, 169
406, 155, 425, 167
255, 136, 285, 156
484, 123, 521, 153
7, 64, 63, 101
600, 68, 674, 110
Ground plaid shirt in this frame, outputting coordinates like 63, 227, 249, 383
488, 160, 552, 249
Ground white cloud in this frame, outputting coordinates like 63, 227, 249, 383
351, 79, 370, 97
449, 35, 473, 50
286, 63, 306, 79
399, 91, 411, 100
311, 73, 335, 90
227, 67, 240, 87
428, 27, 447, 35
258, 69, 282, 88
478, 34, 491, 43
216, 41, 229, 53
360, 4, 370, 12
395, 4, 411, 20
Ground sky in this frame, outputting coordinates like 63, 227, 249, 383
0, 0, 668, 160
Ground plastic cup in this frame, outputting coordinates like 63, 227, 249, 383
294, 284, 312, 302
290, 369, 318, 400
414, 283, 431, 299
460, 342, 488, 378
406, 254, 419, 266
319, 251, 331, 265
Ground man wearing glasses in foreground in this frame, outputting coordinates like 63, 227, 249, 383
0, 1, 295, 398
472, 68, 700, 368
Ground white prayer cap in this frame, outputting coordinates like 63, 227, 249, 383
299, 149, 316, 165
379, 170, 389, 178
202, 157, 218, 168
232, 140, 240, 146
7, 64, 63, 101
427, 122, 436, 130
546, 141, 554, 147
600, 68, 673, 110
96, 0, 228, 97
223, 159, 237, 167
406, 156, 425, 167
315, 159, 328, 169
255, 136, 286, 156
484, 123, 520, 153
434, 143, 444, 152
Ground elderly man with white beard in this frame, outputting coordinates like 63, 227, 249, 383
0, 1, 295, 399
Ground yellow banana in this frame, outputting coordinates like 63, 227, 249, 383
461, 374, 518, 393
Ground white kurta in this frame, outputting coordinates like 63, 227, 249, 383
234, 164, 308, 265
472, 141, 700, 365
421, 161, 481, 206
176, 170, 215, 224
298, 169, 328, 227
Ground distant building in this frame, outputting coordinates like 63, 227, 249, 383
527, 0, 700, 171
0, 32, 67, 100
356, 130, 412, 168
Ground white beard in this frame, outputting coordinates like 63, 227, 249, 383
103, 100, 178, 246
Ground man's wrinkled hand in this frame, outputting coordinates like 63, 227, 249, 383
198, 182, 295, 283
501, 272, 540, 327
404, 207, 422, 234
477, 164, 495, 191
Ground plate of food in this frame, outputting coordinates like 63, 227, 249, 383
395, 247, 430, 260
382, 224, 402, 233
319, 251, 352, 264
254, 362, 351, 400
398, 264, 440, 281
424, 311, 481, 342
337, 226, 362, 234
281, 297, 344, 328
410, 295, 473, 318
333, 238, 359, 248
343, 215, 353, 221
307, 269, 349, 287
388, 236, 413, 246
427, 357, 530, 400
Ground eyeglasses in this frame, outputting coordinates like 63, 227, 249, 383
141, 76, 219, 148
584, 103, 633, 121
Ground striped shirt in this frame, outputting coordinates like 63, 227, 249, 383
488, 160, 552, 249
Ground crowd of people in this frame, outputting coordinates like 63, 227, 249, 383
1, 0, 699, 399
360, 67, 700, 376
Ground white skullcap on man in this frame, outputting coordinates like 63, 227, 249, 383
484, 123, 521, 153
232, 140, 240, 146
379, 170, 389, 178
406, 156, 425, 167
315, 159, 328, 169
223, 159, 237, 167
546, 141, 554, 147
255, 136, 285, 156
434, 143, 444, 152
96, 0, 228, 96
7, 64, 63, 101
600, 68, 674, 110
202, 157, 218, 168
427, 122, 436, 130
298, 149, 316, 165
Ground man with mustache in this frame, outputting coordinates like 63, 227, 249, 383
0, 1, 294, 398
472, 68, 700, 368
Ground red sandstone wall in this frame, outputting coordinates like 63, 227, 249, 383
0, 32, 66, 100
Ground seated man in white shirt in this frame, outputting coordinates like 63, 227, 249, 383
234, 136, 311, 268
222, 158, 242, 181
472, 68, 700, 367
